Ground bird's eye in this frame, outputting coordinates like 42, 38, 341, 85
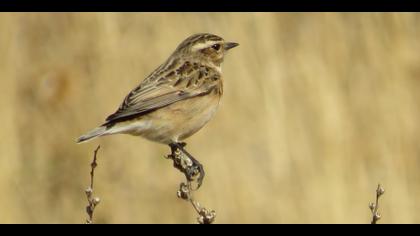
211, 44, 221, 51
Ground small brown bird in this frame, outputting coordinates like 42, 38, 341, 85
77, 33, 238, 147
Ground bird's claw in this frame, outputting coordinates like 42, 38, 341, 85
169, 142, 205, 190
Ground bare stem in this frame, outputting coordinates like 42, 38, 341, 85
85, 145, 101, 224
369, 183, 385, 224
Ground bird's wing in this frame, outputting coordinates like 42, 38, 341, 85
104, 63, 221, 125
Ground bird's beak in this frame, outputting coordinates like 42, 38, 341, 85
224, 42, 239, 51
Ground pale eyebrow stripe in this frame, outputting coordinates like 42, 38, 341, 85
192, 40, 223, 51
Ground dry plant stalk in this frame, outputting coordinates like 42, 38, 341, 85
83, 143, 214, 224
369, 184, 385, 224
166, 143, 216, 224
85, 145, 101, 224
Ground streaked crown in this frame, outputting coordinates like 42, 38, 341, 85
172, 33, 239, 66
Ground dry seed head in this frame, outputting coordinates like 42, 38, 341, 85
377, 186, 385, 196
369, 203, 375, 211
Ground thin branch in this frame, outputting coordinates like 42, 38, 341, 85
177, 182, 216, 224
85, 145, 101, 224
166, 143, 216, 224
369, 184, 385, 224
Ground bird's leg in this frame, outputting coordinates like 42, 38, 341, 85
176, 143, 205, 189
168, 142, 205, 189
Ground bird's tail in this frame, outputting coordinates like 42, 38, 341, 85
76, 126, 108, 143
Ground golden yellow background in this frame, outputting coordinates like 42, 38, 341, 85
1, 13, 419, 223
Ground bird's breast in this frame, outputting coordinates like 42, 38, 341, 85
138, 91, 222, 144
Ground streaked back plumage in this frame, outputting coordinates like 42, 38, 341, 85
77, 33, 237, 144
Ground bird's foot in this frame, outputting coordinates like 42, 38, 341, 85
168, 142, 205, 190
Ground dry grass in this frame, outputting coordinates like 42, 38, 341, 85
1, 13, 420, 223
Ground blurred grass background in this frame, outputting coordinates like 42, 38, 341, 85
1, 13, 420, 223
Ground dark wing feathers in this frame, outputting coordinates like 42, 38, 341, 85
104, 63, 219, 125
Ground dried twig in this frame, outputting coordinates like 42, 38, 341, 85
85, 145, 101, 224
166, 143, 216, 224
369, 184, 385, 224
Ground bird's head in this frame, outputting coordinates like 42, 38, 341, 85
174, 33, 239, 67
